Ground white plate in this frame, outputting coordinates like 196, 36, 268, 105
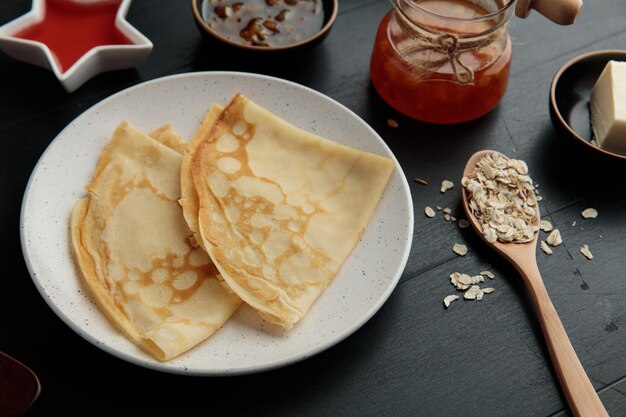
20, 72, 414, 375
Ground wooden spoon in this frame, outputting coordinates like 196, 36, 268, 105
461, 150, 608, 417
515, 0, 583, 25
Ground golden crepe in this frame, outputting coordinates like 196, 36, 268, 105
148, 124, 187, 155
192, 94, 394, 329
70, 121, 241, 361
179, 104, 223, 250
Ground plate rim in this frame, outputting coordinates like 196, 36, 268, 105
19, 71, 414, 376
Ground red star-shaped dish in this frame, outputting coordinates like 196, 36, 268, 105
0, 0, 152, 92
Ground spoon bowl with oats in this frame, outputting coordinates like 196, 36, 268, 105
461, 150, 608, 417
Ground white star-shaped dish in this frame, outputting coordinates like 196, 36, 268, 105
0, 0, 152, 92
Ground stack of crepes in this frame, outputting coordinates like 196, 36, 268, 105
71, 94, 394, 361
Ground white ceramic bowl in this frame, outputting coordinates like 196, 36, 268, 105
0, 0, 152, 92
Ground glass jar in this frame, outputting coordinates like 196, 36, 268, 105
370, 0, 515, 124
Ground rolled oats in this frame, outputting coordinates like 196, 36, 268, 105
546, 229, 562, 247
480, 270, 495, 279
580, 244, 593, 260
464, 285, 482, 300
443, 295, 460, 308
441, 180, 454, 193
539, 219, 553, 232
462, 153, 539, 244
446, 272, 495, 307
540, 240, 553, 255
450, 272, 483, 290
453, 243, 468, 256
450, 272, 468, 290
581, 208, 598, 219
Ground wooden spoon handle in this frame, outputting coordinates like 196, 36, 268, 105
519, 262, 609, 417
516, 0, 583, 25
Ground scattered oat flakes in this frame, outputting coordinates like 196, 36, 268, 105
546, 229, 562, 247
462, 153, 539, 244
450, 272, 468, 290
572, 221, 576, 227
464, 285, 482, 300
458, 219, 470, 228
581, 208, 598, 219
540, 240, 553, 255
443, 208, 452, 215
446, 273, 495, 307
450, 272, 483, 290
453, 243, 468, 256
443, 294, 460, 308
441, 180, 454, 193
480, 270, 495, 279
580, 244, 593, 260
444, 213, 451, 222
539, 220, 553, 233
536, 195, 543, 201
425, 206, 436, 218
450, 216, 457, 222
387, 118, 399, 128
413, 177, 428, 186
457, 274, 472, 286
469, 275, 484, 284
436, 206, 442, 211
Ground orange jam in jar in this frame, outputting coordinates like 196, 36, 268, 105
370, 0, 515, 124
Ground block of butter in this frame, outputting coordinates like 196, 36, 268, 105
590, 60, 626, 155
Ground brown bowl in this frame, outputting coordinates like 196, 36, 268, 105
191, 0, 338, 53
549, 49, 626, 160
0, 351, 41, 416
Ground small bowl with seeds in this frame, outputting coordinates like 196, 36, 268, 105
191, 0, 338, 52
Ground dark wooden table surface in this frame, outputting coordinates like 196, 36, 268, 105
2, 1, 626, 416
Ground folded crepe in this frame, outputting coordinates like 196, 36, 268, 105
180, 104, 223, 250
148, 124, 188, 155
70, 121, 241, 361
192, 94, 394, 329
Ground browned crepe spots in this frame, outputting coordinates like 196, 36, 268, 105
191, 95, 394, 329
71, 121, 241, 361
